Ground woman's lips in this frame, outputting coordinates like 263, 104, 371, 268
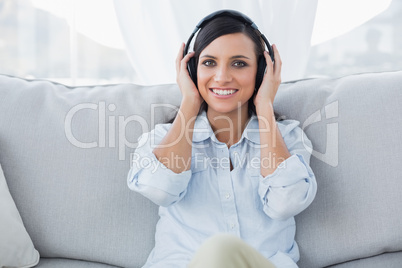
209, 88, 239, 98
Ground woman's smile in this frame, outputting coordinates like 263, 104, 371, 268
209, 87, 239, 98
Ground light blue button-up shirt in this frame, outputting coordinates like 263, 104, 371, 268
128, 110, 317, 268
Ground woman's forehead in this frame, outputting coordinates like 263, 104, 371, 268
200, 33, 256, 58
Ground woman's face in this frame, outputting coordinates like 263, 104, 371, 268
197, 32, 258, 116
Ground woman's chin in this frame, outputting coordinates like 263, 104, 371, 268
206, 104, 246, 116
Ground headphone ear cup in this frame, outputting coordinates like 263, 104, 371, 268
188, 57, 198, 87
255, 55, 266, 90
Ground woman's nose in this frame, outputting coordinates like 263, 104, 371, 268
214, 66, 232, 83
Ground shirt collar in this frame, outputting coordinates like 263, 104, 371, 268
192, 110, 260, 145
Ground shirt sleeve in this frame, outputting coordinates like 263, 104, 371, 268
127, 123, 192, 207
258, 120, 317, 220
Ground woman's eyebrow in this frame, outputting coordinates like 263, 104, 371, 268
200, 55, 217, 59
200, 55, 251, 59
231, 55, 250, 59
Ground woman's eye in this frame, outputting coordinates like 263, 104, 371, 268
233, 61, 247, 67
202, 60, 215, 66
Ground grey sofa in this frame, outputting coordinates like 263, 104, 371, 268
0, 71, 401, 268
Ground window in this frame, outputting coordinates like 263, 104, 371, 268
1, 0, 400, 85
0, 0, 135, 86
306, 0, 402, 78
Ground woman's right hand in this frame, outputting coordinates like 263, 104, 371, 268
176, 43, 204, 108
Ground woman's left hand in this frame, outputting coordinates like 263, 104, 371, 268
253, 44, 282, 109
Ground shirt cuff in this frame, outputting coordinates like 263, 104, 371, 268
261, 154, 311, 184
258, 153, 314, 204
128, 151, 191, 197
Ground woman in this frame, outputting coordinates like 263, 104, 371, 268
128, 10, 317, 268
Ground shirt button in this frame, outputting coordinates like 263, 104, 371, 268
230, 223, 235, 229
225, 193, 230, 199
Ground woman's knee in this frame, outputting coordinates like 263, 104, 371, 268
194, 234, 247, 264
201, 233, 245, 253
189, 234, 276, 268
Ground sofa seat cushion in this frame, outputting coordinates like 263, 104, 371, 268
327, 251, 402, 268
36, 258, 121, 268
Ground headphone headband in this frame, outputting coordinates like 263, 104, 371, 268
184, 9, 274, 90
194, 9, 258, 32
185, 9, 272, 57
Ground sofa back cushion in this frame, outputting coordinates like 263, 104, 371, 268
275, 71, 402, 267
0, 75, 180, 267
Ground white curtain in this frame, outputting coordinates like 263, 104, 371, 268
113, 0, 318, 85
5, 0, 392, 85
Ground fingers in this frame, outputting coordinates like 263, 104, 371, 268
176, 43, 195, 76
264, 44, 281, 80
176, 43, 185, 75
180, 51, 195, 73
272, 44, 282, 78
264, 50, 273, 75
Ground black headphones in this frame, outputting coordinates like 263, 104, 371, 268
183, 9, 274, 90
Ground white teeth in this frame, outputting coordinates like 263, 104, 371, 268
212, 89, 237, 95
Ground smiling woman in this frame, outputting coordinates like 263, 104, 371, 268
127, 10, 317, 268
